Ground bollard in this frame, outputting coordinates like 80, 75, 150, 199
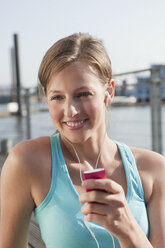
0, 139, 12, 155
150, 68, 162, 154
25, 88, 31, 139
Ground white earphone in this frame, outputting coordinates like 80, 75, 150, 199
105, 91, 111, 106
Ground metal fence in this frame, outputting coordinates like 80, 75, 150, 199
0, 65, 165, 155
113, 65, 165, 154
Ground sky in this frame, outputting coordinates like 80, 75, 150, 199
0, 0, 165, 88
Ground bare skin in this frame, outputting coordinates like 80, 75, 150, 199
0, 135, 165, 248
0, 137, 51, 248
0, 62, 165, 247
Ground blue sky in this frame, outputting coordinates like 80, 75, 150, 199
1, 0, 165, 87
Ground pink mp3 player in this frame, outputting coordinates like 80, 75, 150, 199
83, 168, 106, 192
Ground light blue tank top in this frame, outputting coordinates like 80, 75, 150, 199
34, 133, 149, 248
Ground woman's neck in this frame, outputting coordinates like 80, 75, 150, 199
60, 133, 115, 169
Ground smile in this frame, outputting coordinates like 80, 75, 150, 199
64, 119, 87, 129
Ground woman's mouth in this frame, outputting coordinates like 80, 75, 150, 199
64, 119, 88, 129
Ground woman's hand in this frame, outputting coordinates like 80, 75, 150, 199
79, 178, 154, 248
79, 178, 134, 238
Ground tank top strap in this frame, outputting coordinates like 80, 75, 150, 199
50, 132, 60, 160
50, 132, 70, 176
48, 134, 61, 197
114, 141, 144, 202
34, 135, 60, 213
50, 134, 58, 171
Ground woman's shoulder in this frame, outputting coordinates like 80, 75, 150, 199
129, 146, 165, 202
13, 135, 50, 154
10, 136, 50, 161
1, 136, 51, 185
130, 145, 165, 171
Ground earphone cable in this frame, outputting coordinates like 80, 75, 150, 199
62, 132, 115, 248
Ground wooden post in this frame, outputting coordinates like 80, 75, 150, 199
0, 139, 12, 155
25, 88, 31, 139
10, 47, 17, 102
150, 67, 162, 154
13, 33, 22, 116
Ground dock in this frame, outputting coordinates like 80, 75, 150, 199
0, 154, 45, 248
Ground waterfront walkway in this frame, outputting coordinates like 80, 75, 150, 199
0, 154, 45, 248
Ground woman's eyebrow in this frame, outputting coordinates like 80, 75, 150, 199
48, 89, 62, 94
75, 86, 92, 91
48, 86, 92, 94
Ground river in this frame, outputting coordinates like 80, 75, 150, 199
0, 103, 164, 155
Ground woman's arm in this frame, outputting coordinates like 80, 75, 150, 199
79, 149, 165, 247
0, 143, 35, 248
115, 148, 165, 248
144, 151, 165, 247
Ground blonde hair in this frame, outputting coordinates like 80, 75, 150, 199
38, 33, 112, 92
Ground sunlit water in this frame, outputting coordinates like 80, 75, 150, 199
0, 104, 164, 155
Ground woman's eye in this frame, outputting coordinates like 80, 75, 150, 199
50, 95, 64, 101
77, 92, 92, 98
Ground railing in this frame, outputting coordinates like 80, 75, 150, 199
0, 66, 165, 154
113, 65, 165, 154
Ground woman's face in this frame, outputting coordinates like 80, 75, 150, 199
46, 61, 108, 144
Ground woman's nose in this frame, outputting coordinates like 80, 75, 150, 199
64, 99, 80, 118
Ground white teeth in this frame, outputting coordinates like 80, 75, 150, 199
66, 120, 84, 127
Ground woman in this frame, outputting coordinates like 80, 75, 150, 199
0, 33, 165, 248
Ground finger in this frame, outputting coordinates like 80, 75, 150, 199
81, 202, 108, 216
82, 178, 123, 194
79, 190, 107, 204
85, 213, 107, 225
79, 190, 125, 207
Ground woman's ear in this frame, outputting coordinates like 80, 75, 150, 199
104, 79, 115, 106
108, 79, 115, 99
